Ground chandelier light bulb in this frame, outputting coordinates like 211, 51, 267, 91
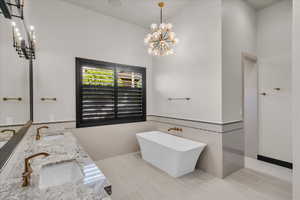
11, 22, 16, 27
169, 32, 175, 40
159, 23, 166, 30
30, 25, 35, 31
166, 23, 173, 29
174, 38, 179, 44
151, 23, 158, 30
19, 37, 23, 41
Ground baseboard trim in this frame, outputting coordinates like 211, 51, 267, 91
147, 115, 242, 125
257, 155, 293, 169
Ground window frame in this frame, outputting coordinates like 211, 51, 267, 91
76, 57, 146, 128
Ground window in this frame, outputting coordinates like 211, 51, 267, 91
76, 58, 146, 128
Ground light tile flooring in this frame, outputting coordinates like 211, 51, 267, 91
96, 153, 292, 200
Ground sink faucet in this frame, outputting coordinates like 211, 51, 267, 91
22, 152, 50, 187
168, 127, 183, 132
36, 126, 49, 140
1, 129, 16, 135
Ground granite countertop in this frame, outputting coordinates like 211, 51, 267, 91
0, 129, 111, 200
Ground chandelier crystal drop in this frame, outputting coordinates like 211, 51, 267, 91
144, 2, 179, 56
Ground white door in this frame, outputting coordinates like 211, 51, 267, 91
259, 58, 292, 162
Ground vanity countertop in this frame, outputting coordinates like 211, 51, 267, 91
0, 129, 111, 200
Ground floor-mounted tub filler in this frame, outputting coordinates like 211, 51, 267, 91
136, 131, 206, 178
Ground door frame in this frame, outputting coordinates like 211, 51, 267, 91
241, 52, 259, 158
241, 52, 258, 120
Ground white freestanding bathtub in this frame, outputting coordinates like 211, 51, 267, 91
136, 131, 206, 178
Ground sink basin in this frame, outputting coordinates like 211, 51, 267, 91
0, 141, 7, 148
39, 160, 83, 189
43, 134, 64, 141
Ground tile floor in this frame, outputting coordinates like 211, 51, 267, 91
96, 153, 292, 200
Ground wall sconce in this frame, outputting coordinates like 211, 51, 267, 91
1, 1, 36, 60
12, 22, 36, 60
0, 0, 24, 19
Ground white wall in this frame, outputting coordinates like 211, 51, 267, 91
0, 20, 30, 125
292, 0, 300, 199
257, 0, 292, 162
222, 0, 257, 123
151, 0, 223, 123
25, 0, 152, 123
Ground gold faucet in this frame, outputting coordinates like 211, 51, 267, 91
1, 129, 16, 135
22, 152, 50, 187
168, 127, 183, 132
36, 126, 49, 140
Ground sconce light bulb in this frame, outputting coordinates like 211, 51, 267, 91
30, 25, 35, 31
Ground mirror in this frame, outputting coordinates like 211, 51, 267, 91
0, 17, 30, 167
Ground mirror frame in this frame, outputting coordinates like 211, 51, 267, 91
0, 120, 32, 170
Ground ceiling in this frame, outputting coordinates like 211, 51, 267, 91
59, 0, 192, 28
59, 0, 286, 27
245, 0, 284, 10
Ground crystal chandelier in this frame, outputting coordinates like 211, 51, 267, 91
144, 2, 179, 56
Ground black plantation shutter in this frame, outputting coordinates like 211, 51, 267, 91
76, 58, 146, 128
